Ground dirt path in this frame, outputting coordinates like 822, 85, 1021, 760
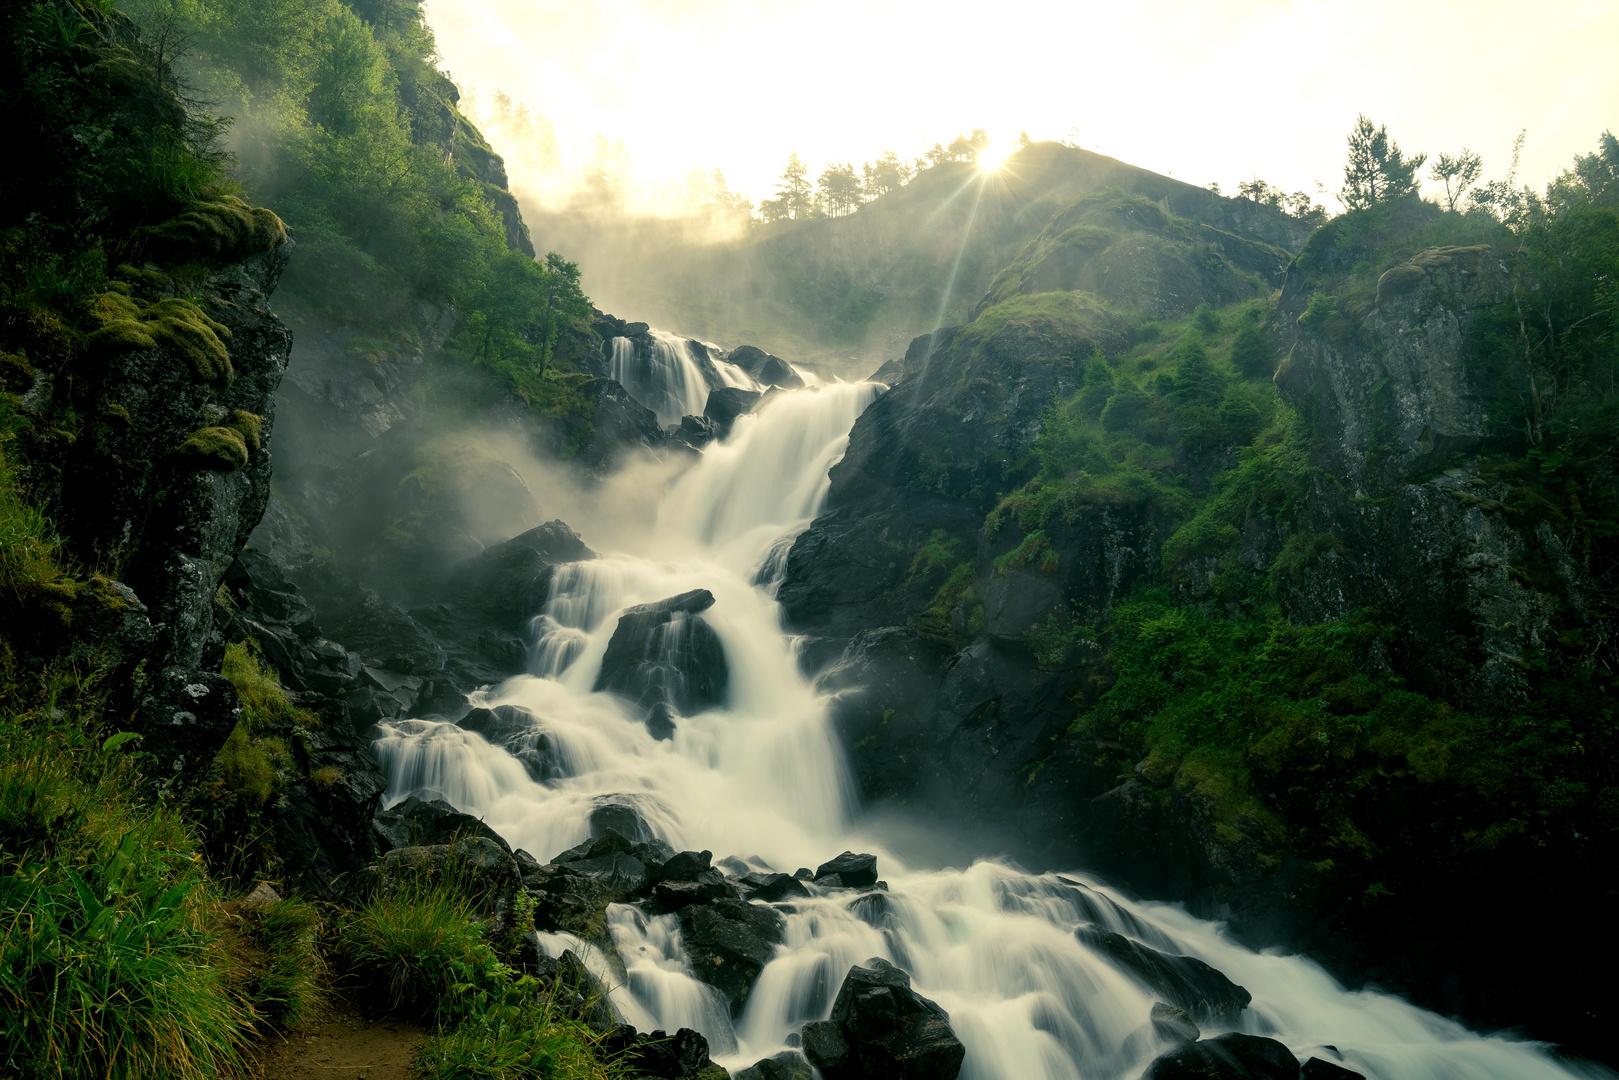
247, 999, 427, 1080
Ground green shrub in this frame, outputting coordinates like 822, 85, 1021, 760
240, 898, 323, 1029
415, 994, 621, 1080
335, 877, 498, 1025
1229, 323, 1275, 377
1100, 381, 1152, 433
0, 710, 251, 1080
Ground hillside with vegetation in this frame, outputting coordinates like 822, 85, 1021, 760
4, 0, 1618, 1073
781, 130, 1619, 1056
0, 1, 650, 1076
521, 139, 1319, 373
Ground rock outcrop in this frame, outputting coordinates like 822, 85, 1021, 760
594, 589, 729, 713
802, 958, 965, 1080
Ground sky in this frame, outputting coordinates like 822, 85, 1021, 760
423, 0, 1619, 212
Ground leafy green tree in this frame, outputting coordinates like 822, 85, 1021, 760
1430, 149, 1483, 212
1340, 115, 1426, 209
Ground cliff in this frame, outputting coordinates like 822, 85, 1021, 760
779, 187, 1618, 1052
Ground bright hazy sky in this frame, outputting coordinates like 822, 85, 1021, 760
425, 0, 1619, 210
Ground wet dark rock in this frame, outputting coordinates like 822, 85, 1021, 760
458, 704, 563, 781
525, 863, 619, 940
373, 795, 510, 854
274, 712, 387, 898
589, 794, 662, 845
572, 377, 668, 473
670, 414, 720, 452
1143, 1032, 1299, 1080
739, 871, 811, 902
594, 589, 729, 713
555, 827, 635, 864
815, 851, 879, 888
599, 1023, 727, 1079
655, 869, 737, 910
1151, 1002, 1200, 1044
656, 849, 715, 883
537, 949, 620, 1032
513, 847, 542, 882
1301, 1058, 1365, 1080
634, 837, 679, 868
867, 358, 905, 384
1075, 926, 1250, 1026
726, 345, 804, 390
440, 520, 595, 629
134, 668, 243, 787
801, 1021, 850, 1074
734, 1050, 813, 1080
567, 852, 650, 894
678, 897, 786, 1013
704, 386, 763, 436
806, 957, 965, 1080
647, 702, 679, 741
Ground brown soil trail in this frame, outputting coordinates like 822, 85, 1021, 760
246, 1000, 427, 1080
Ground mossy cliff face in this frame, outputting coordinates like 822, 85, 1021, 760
15, 231, 293, 776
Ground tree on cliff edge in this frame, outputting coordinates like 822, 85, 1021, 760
1340, 115, 1426, 209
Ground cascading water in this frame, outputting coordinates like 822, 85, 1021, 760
609, 330, 756, 427
374, 380, 1606, 1080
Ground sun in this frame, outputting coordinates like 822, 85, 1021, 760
976, 142, 1014, 173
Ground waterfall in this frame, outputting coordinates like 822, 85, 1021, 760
609, 330, 757, 427
373, 380, 1602, 1080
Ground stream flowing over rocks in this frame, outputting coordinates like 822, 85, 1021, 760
345, 350, 1601, 1080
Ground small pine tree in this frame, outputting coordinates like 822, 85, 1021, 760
1340, 115, 1426, 210
774, 153, 814, 220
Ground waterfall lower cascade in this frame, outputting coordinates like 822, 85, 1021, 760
375, 381, 1600, 1080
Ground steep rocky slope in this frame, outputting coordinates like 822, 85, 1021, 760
780, 190, 1617, 1052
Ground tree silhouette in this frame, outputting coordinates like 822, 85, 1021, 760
1430, 149, 1483, 212
760, 152, 814, 222
861, 151, 912, 199
817, 162, 862, 217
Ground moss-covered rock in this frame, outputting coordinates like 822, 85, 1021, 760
140, 196, 288, 265
175, 425, 249, 470
87, 293, 234, 382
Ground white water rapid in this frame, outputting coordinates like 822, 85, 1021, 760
374, 380, 1606, 1080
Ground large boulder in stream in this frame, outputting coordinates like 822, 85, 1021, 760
1074, 926, 1251, 1025
599, 1023, 729, 1079
594, 589, 729, 713
442, 520, 595, 626
802, 957, 965, 1080
1143, 1032, 1299, 1080
704, 386, 763, 436
726, 344, 804, 389
678, 897, 785, 1014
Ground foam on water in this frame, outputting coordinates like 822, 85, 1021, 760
375, 379, 1608, 1079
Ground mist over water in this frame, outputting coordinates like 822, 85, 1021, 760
373, 380, 1603, 1079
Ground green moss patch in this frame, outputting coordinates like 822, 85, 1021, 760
140, 196, 287, 265
87, 292, 233, 383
